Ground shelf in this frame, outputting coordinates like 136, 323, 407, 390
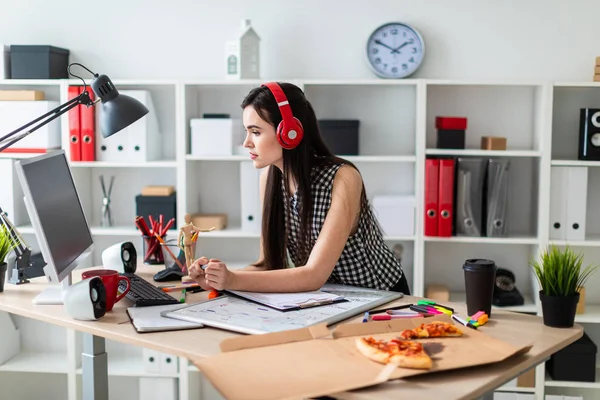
302, 79, 419, 86
425, 79, 546, 87
0, 150, 61, 159
15, 225, 150, 236
186, 155, 416, 163
424, 236, 539, 245
425, 149, 542, 157
0, 79, 62, 86
200, 227, 260, 238
494, 386, 536, 393
0, 352, 68, 373
553, 81, 600, 88
186, 155, 248, 161
549, 238, 600, 247
383, 235, 415, 241
75, 355, 178, 378
545, 368, 600, 388
450, 292, 538, 313
574, 305, 600, 323
551, 159, 600, 167
69, 160, 177, 168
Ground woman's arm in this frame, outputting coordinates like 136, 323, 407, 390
215, 165, 363, 292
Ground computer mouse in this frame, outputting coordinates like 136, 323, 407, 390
153, 266, 185, 282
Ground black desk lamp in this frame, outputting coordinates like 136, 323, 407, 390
0, 63, 149, 151
0, 62, 150, 283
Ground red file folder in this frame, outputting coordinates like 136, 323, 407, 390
80, 87, 96, 161
438, 158, 455, 237
424, 158, 439, 236
68, 86, 82, 161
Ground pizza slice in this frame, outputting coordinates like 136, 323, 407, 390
355, 336, 432, 370
399, 321, 463, 340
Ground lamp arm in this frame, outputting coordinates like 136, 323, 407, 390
0, 91, 94, 152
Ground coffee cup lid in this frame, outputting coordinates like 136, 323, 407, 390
463, 258, 497, 271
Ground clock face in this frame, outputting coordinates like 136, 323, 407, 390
366, 22, 425, 79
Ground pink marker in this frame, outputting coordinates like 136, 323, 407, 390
372, 314, 424, 321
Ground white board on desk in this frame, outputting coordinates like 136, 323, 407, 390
161, 284, 404, 335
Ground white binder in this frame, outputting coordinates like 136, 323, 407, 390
565, 166, 588, 241
549, 167, 568, 240
95, 90, 161, 162
240, 161, 261, 232
0, 159, 27, 226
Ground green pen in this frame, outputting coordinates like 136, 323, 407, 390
179, 289, 187, 303
418, 300, 454, 313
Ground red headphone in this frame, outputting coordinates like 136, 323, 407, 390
262, 82, 304, 149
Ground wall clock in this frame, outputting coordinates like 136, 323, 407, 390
366, 22, 425, 79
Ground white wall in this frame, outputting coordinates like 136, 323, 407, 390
0, 0, 597, 81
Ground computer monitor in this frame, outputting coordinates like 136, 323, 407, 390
14, 150, 94, 304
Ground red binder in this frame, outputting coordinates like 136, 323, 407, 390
80, 87, 96, 161
424, 158, 439, 236
68, 86, 82, 161
437, 158, 455, 237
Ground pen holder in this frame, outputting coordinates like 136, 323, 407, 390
143, 235, 166, 265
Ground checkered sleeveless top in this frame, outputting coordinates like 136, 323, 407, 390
284, 162, 404, 290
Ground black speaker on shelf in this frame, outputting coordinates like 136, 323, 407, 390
578, 108, 600, 160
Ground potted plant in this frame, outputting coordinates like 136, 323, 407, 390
531, 245, 600, 328
0, 224, 17, 293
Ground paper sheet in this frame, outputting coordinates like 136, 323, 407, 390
227, 289, 345, 310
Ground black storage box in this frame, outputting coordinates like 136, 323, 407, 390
318, 119, 359, 155
546, 332, 597, 382
436, 129, 465, 149
135, 193, 177, 232
10, 45, 70, 79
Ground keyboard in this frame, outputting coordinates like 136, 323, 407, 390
119, 273, 179, 307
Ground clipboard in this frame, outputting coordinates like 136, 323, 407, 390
161, 284, 404, 335
126, 303, 204, 333
225, 289, 348, 311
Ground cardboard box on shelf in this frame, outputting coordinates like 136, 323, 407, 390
190, 213, 228, 231
191, 315, 532, 400
426, 284, 450, 302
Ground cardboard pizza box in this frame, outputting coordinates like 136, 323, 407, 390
190, 315, 533, 400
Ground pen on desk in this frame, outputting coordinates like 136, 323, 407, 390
162, 284, 200, 292
372, 314, 423, 321
363, 312, 369, 323
418, 300, 455, 313
452, 314, 477, 330
179, 289, 187, 303
368, 304, 414, 315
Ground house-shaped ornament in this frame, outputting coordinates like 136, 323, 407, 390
225, 19, 260, 80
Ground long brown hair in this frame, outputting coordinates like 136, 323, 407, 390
241, 83, 368, 270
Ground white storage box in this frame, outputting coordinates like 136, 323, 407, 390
0, 100, 60, 151
190, 118, 244, 156
371, 195, 415, 236
0, 44, 9, 78
96, 90, 161, 162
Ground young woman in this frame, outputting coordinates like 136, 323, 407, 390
188, 82, 410, 294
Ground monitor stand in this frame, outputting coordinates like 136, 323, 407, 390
32, 274, 72, 305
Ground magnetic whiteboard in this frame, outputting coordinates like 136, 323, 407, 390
161, 284, 404, 335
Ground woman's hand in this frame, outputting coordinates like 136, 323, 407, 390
204, 258, 236, 290
188, 256, 214, 291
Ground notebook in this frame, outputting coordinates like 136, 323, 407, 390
226, 289, 347, 311
126, 304, 205, 333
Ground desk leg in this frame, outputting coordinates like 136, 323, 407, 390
82, 333, 109, 400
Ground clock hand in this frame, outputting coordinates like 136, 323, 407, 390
392, 41, 410, 53
374, 39, 397, 54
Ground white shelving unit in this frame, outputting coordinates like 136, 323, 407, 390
1, 77, 600, 399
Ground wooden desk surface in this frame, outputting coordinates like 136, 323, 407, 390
0, 264, 584, 400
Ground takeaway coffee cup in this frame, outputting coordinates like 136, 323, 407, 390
463, 259, 497, 317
